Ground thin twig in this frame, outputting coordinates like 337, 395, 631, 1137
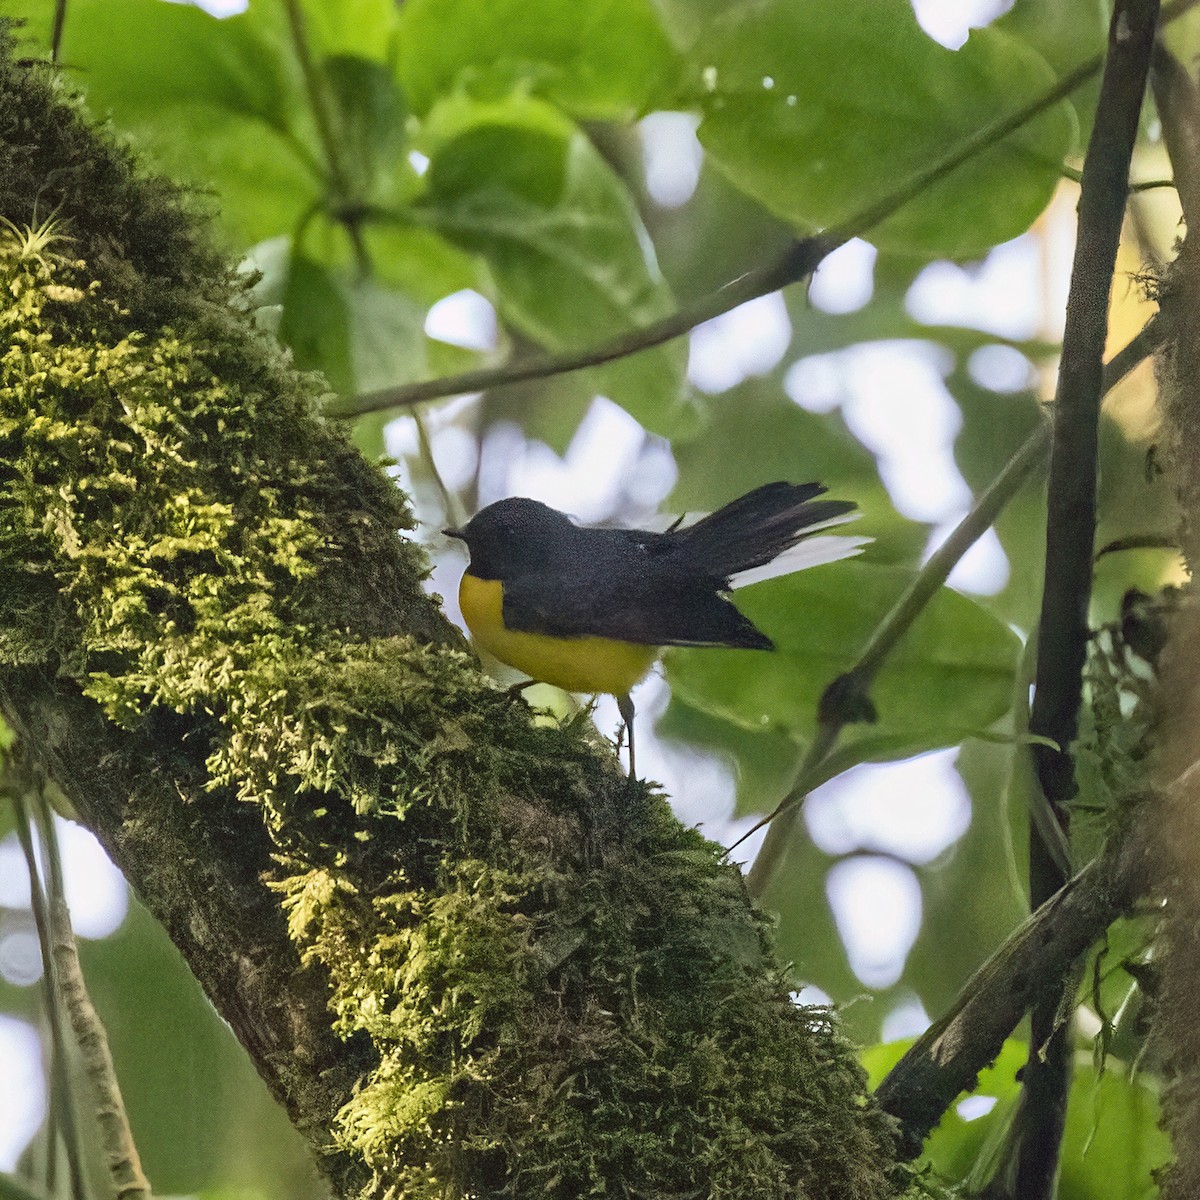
1094, 532, 1180, 558
413, 408, 463, 528
50, 0, 67, 64
327, 237, 835, 416
32, 796, 153, 1200
7, 787, 86, 1200
329, 48, 1108, 420
737, 313, 1164, 896
281, 0, 369, 276
1062, 164, 1176, 192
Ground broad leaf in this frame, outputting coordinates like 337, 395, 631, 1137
692, 0, 1077, 259
54, 0, 300, 134
300, 0, 400, 62
395, 0, 678, 119
277, 252, 427, 397
420, 94, 694, 435
995, 0, 1108, 138
321, 55, 409, 205
664, 561, 1021, 767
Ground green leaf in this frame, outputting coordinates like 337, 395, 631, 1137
693, 0, 1077, 259
864, 1038, 1028, 1182
277, 251, 427, 397
394, 0, 678, 119
279, 253, 353, 394
420, 94, 694, 435
664, 561, 1021, 766
300, 0, 400, 62
994, 0, 1108, 138
1059, 1061, 1170, 1200
321, 55, 408, 204
146, 107, 318, 250
342, 279, 429, 395
55, 0, 300, 134
866, 1039, 1167, 1194
363, 222, 483, 306
16, 0, 319, 249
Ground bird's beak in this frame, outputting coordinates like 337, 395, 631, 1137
443, 527, 465, 541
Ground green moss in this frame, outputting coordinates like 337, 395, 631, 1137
0, 40, 901, 1200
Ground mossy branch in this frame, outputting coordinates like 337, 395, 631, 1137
0, 33, 898, 1200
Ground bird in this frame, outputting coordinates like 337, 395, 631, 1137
444, 481, 860, 779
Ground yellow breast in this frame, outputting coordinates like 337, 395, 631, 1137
458, 572, 658, 697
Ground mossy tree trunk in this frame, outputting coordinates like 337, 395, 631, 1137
0, 36, 899, 1200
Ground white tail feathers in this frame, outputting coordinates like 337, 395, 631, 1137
735, 504, 867, 587
729, 532, 870, 588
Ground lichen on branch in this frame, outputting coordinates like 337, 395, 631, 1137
0, 38, 899, 1200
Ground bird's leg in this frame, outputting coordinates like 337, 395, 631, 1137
504, 678, 537, 702
617, 692, 636, 781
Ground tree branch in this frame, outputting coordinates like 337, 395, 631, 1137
874, 824, 1148, 1157
0, 36, 899, 1200
1000, 3, 1159, 1195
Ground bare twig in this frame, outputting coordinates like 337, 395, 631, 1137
31, 796, 152, 1200
7, 786, 86, 1200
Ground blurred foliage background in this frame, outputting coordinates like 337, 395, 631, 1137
0, 0, 1188, 1195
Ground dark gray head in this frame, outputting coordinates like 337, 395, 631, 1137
445, 497, 576, 580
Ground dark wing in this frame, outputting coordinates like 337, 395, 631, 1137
501, 527, 773, 649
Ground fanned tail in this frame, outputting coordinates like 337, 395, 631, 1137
667, 482, 857, 581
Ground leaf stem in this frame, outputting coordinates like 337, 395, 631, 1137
281, 0, 369, 275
